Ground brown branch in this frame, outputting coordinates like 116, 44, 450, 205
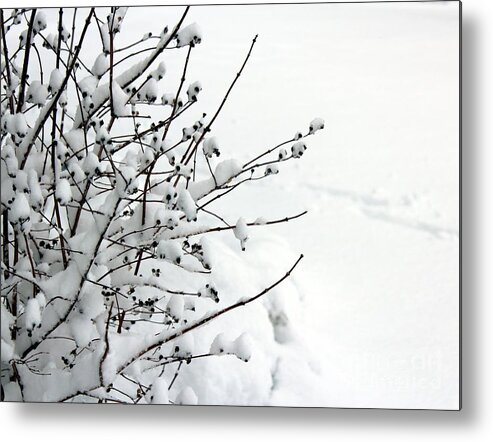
20, 188, 122, 360
183, 34, 259, 166
16, 9, 36, 113
116, 254, 304, 375
69, 9, 190, 237
50, 8, 68, 269
164, 44, 193, 145
19, 8, 95, 170
73, 6, 190, 130
109, 8, 115, 118
56, 254, 303, 403
168, 210, 308, 240
2, 212, 9, 280
99, 302, 114, 386
1, 264, 44, 292
23, 233, 37, 297
243, 137, 295, 169
1, 10, 15, 113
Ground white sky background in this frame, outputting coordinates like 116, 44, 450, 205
31, 2, 459, 409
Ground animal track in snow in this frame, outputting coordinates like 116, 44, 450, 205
304, 183, 458, 240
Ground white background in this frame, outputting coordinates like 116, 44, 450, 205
1, 0, 491, 440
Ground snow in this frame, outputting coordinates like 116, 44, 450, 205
232, 333, 252, 362
169, 2, 458, 409
6, 75, 19, 95
91, 53, 109, 78
174, 333, 194, 358
67, 161, 85, 182
159, 26, 169, 40
215, 159, 242, 184
59, 91, 68, 108
264, 164, 279, 176
187, 80, 202, 102
198, 283, 219, 303
69, 316, 93, 348
1, 146, 18, 177
43, 33, 56, 49
188, 159, 242, 200
140, 78, 158, 103
24, 298, 41, 332
149, 378, 169, 404
174, 162, 193, 178
161, 93, 175, 106
55, 139, 68, 161
110, 81, 130, 117
160, 184, 177, 206
64, 129, 85, 154
79, 289, 105, 320
5, 113, 28, 138
291, 141, 307, 158
140, 147, 155, 167
1, 182, 15, 208
1, 339, 14, 363
9, 193, 31, 228
308, 117, 325, 134
19, 30, 29, 48
209, 332, 251, 362
175, 23, 202, 48
2, 382, 22, 401
79, 77, 99, 102
10, 9, 21, 24
116, 166, 137, 196
209, 332, 228, 355
177, 189, 197, 222
95, 126, 110, 145
156, 240, 182, 264
203, 137, 220, 158
100, 23, 110, 53
36, 292, 47, 311
233, 217, 249, 251
26, 81, 48, 106
56, 178, 72, 205
14, 170, 29, 193
150, 61, 166, 80
108, 7, 128, 34
60, 25, 70, 43
82, 152, 102, 176
181, 125, 196, 142
154, 209, 180, 229
166, 295, 185, 322
33, 11, 47, 33
198, 237, 213, 270
0, 3, 459, 410
28, 169, 43, 210
174, 386, 198, 405
48, 68, 64, 93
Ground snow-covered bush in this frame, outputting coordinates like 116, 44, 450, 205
0, 7, 324, 404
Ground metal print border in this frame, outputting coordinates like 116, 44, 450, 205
0, 0, 462, 411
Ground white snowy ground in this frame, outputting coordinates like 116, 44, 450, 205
19, 2, 459, 409
163, 1, 459, 409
